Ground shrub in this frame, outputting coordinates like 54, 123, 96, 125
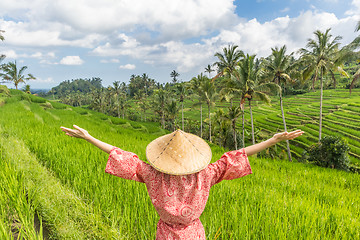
40, 102, 53, 109
0, 85, 10, 96
303, 135, 350, 171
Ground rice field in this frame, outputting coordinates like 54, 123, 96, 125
0, 88, 360, 239
182, 88, 360, 168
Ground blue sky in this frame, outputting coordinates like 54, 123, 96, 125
0, 0, 359, 90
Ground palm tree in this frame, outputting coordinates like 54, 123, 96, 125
299, 28, 342, 141
214, 44, 244, 80
190, 73, 207, 138
0, 61, 36, 89
204, 64, 214, 78
233, 54, 280, 145
170, 70, 179, 84
348, 21, 360, 94
199, 76, 217, 143
224, 105, 242, 149
112, 81, 121, 117
141, 73, 150, 96
165, 100, 179, 131
153, 89, 167, 128
176, 83, 187, 130
261, 45, 295, 161
218, 77, 238, 108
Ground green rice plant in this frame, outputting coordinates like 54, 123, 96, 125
341, 105, 360, 113
0, 151, 44, 240
0, 131, 122, 239
1, 92, 360, 239
29, 94, 46, 103
110, 116, 127, 125
49, 100, 67, 109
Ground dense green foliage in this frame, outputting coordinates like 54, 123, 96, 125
50, 77, 102, 97
303, 135, 350, 170
0, 89, 359, 239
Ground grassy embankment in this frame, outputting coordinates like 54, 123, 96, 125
0, 88, 359, 239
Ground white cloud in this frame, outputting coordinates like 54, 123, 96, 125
280, 7, 290, 13
345, 0, 360, 15
0, 49, 56, 60
59, 56, 84, 65
101, 58, 120, 63
1, 49, 18, 58
119, 64, 136, 70
0, 0, 237, 48
35, 77, 54, 83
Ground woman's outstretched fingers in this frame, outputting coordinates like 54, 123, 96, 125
287, 130, 304, 140
60, 125, 90, 139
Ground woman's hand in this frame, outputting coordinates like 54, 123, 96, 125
272, 130, 304, 143
60, 125, 91, 140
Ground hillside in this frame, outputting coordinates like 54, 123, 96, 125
180, 88, 360, 167
0, 87, 359, 239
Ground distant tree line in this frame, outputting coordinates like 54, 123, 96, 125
1, 25, 360, 162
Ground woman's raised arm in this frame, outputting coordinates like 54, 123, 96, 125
60, 125, 114, 154
244, 130, 304, 156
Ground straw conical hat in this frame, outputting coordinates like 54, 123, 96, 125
146, 130, 212, 175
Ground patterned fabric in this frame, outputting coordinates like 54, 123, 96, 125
106, 147, 252, 240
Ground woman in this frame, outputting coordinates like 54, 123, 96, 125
61, 125, 303, 239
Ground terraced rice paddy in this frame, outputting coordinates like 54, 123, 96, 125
1, 88, 360, 239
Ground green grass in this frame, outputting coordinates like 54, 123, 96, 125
1, 89, 360, 239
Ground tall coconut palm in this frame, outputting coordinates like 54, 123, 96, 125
112, 81, 121, 117
224, 105, 242, 149
348, 21, 360, 94
170, 70, 180, 84
0, 61, 36, 89
176, 83, 187, 130
141, 73, 150, 96
214, 44, 244, 80
233, 54, 280, 145
190, 73, 207, 138
199, 76, 217, 143
299, 28, 342, 141
204, 64, 214, 78
261, 45, 295, 161
165, 100, 179, 131
153, 89, 167, 128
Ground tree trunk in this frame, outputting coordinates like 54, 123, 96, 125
162, 110, 165, 129
249, 99, 255, 145
182, 101, 184, 131
242, 108, 245, 148
233, 120, 237, 150
280, 92, 292, 162
330, 70, 336, 89
230, 99, 233, 108
319, 70, 323, 142
208, 103, 212, 143
200, 103, 203, 138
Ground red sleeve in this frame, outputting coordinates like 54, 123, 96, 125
105, 147, 148, 183
208, 148, 252, 186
